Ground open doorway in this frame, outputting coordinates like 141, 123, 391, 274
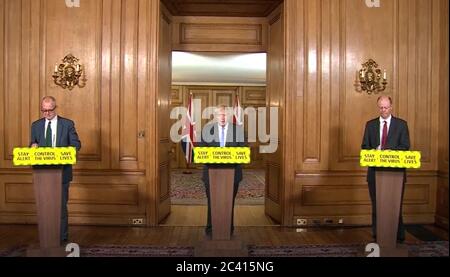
161, 52, 275, 226
156, 0, 285, 227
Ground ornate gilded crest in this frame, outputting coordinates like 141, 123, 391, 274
356, 59, 387, 94
52, 54, 86, 90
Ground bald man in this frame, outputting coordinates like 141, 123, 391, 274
30, 96, 81, 244
361, 95, 410, 242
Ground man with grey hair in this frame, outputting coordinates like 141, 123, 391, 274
361, 95, 410, 242
30, 96, 81, 244
198, 104, 247, 237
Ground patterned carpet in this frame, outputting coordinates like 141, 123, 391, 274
1, 241, 448, 257
248, 241, 449, 257
170, 169, 265, 205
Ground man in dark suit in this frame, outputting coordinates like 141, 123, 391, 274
198, 105, 247, 237
361, 95, 410, 242
30, 96, 81, 244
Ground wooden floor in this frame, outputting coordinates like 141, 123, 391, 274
165, 168, 269, 226
161, 205, 277, 226
0, 224, 447, 250
0, 205, 447, 249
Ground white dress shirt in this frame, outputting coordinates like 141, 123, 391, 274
219, 123, 229, 147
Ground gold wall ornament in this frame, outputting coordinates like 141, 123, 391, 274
355, 59, 387, 94
52, 54, 86, 90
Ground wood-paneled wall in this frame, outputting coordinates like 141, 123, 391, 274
172, 16, 267, 52
0, 0, 153, 225
287, 0, 447, 226
437, 0, 449, 230
0, 0, 447, 228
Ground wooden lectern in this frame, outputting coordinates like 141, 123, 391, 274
195, 168, 247, 257
360, 149, 421, 257
13, 147, 77, 256
375, 170, 408, 257
27, 166, 67, 257
209, 168, 234, 240
192, 146, 251, 257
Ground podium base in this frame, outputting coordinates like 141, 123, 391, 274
195, 239, 248, 257
380, 245, 409, 257
26, 247, 67, 257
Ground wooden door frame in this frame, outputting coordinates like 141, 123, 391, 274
146, 0, 160, 226
146, 0, 297, 226
281, 0, 297, 226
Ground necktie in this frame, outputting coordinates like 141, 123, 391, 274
381, 121, 387, 149
46, 121, 52, 147
220, 126, 225, 147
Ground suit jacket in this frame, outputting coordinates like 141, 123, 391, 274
30, 116, 81, 184
198, 123, 247, 185
361, 116, 410, 183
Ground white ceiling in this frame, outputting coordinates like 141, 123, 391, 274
172, 51, 267, 86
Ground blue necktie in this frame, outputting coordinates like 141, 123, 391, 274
220, 126, 225, 147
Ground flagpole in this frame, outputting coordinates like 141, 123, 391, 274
183, 92, 194, 175
182, 158, 193, 174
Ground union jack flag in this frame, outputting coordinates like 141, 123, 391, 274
181, 93, 196, 163
233, 93, 243, 125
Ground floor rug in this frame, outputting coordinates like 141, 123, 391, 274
170, 169, 265, 205
1, 241, 447, 257
248, 241, 449, 257
0, 245, 195, 257
81, 245, 194, 257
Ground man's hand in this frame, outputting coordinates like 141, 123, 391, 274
31, 143, 38, 148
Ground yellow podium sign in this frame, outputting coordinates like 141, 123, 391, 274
360, 149, 421, 169
194, 147, 251, 164
13, 147, 77, 166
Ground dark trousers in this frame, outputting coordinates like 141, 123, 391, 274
61, 182, 70, 242
204, 181, 240, 233
368, 178, 406, 240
